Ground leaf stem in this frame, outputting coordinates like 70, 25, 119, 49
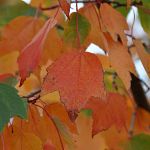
75, 0, 81, 48
33, 103, 65, 150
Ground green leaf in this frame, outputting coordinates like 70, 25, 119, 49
0, 75, 17, 86
124, 133, 150, 150
2, 76, 17, 86
0, 83, 27, 132
138, 0, 150, 36
116, 7, 129, 17
80, 109, 92, 117
64, 12, 91, 45
104, 69, 126, 94
0, 1, 36, 27
113, 0, 130, 16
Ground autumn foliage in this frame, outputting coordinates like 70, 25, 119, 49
0, 0, 150, 150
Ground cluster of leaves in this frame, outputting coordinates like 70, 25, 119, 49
0, 0, 150, 149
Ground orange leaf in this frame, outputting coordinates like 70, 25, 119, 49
79, 4, 109, 51
84, 93, 127, 136
18, 18, 57, 85
58, 0, 70, 18
134, 39, 150, 77
13, 105, 64, 149
106, 35, 135, 90
45, 103, 76, 133
0, 51, 19, 75
100, 3, 128, 45
42, 51, 106, 113
74, 111, 108, 150
2, 126, 42, 150
0, 16, 44, 56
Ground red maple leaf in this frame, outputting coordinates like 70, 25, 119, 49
42, 51, 106, 113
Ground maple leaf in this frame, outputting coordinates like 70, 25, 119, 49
100, 3, 128, 45
12, 105, 66, 149
42, 51, 106, 113
0, 83, 27, 132
74, 110, 108, 150
58, 0, 70, 19
63, 12, 91, 45
106, 34, 135, 90
0, 16, 44, 56
2, 126, 42, 150
18, 18, 57, 85
84, 92, 127, 136
45, 103, 76, 133
79, 4, 109, 51
134, 39, 150, 77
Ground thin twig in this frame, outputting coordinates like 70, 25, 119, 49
39, 0, 143, 11
33, 103, 65, 150
75, 0, 81, 47
128, 110, 137, 138
22, 89, 41, 99
131, 8, 136, 41
139, 79, 150, 93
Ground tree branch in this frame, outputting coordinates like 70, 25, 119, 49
39, 0, 143, 11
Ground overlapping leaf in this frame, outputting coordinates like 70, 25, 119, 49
18, 18, 57, 85
58, 0, 70, 18
84, 92, 127, 136
0, 16, 44, 56
100, 3, 128, 45
106, 35, 135, 90
134, 39, 150, 77
0, 83, 27, 132
79, 4, 109, 51
74, 110, 108, 150
1, 127, 42, 150
64, 12, 91, 45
